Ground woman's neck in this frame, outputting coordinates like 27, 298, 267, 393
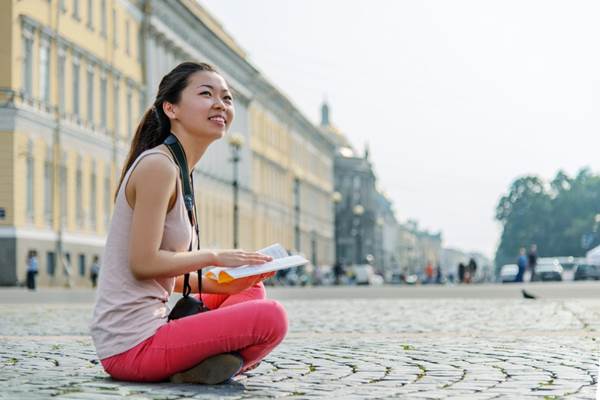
170, 128, 212, 172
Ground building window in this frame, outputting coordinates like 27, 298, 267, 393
87, 66, 94, 125
126, 87, 132, 137
113, 80, 120, 136
100, 75, 107, 128
104, 168, 111, 228
22, 31, 33, 98
72, 0, 80, 20
39, 38, 50, 104
59, 0, 66, 12
72, 57, 80, 118
86, 0, 93, 30
76, 157, 83, 227
44, 148, 53, 225
138, 90, 145, 121
26, 141, 34, 221
57, 48, 66, 113
47, 251, 56, 276
60, 155, 67, 225
112, 8, 118, 48
90, 162, 96, 229
125, 20, 130, 56
137, 26, 143, 63
78, 253, 86, 276
100, 0, 107, 37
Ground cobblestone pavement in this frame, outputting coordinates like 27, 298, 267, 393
0, 292, 599, 399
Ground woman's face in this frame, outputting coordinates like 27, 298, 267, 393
171, 70, 235, 141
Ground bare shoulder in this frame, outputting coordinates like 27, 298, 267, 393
126, 150, 178, 208
133, 152, 177, 184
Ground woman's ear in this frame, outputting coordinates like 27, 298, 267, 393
162, 101, 177, 120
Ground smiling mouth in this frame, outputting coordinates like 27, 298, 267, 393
209, 116, 226, 124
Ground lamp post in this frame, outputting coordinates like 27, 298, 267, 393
332, 191, 342, 263
294, 176, 301, 253
353, 204, 364, 264
228, 133, 244, 248
376, 216, 384, 273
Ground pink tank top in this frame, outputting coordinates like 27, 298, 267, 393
90, 148, 195, 360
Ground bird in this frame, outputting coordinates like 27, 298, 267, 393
521, 289, 537, 299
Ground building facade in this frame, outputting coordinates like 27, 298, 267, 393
0, 0, 336, 286
0, 0, 144, 286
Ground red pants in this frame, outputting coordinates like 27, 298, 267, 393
101, 283, 288, 382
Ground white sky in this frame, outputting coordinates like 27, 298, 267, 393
201, 0, 600, 259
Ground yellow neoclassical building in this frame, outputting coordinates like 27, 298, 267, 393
1, 0, 336, 287
0, 0, 144, 286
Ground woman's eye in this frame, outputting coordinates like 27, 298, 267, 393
224, 96, 233, 103
199, 91, 212, 97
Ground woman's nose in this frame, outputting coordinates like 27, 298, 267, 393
213, 98, 226, 109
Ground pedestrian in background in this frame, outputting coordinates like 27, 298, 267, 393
435, 264, 442, 284
425, 262, 434, 284
468, 258, 478, 283
25, 250, 38, 290
528, 244, 538, 280
458, 262, 465, 283
90, 255, 100, 288
516, 247, 528, 282
333, 261, 344, 285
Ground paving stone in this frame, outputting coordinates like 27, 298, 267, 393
0, 298, 599, 398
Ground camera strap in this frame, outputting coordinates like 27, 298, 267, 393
163, 134, 203, 300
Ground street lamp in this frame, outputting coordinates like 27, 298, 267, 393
332, 191, 342, 204
353, 204, 364, 264
294, 176, 301, 253
332, 191, 342, 264
228, 133, 244, 248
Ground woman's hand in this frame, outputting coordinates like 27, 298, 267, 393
214, 250, 272, 268
206, 272, 276, 295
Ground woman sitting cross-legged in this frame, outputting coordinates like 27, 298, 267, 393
90, 62, 288, 384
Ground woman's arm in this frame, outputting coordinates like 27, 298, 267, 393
127, 154, 270, 280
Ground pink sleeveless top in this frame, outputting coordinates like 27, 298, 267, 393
90, 148, 195, 360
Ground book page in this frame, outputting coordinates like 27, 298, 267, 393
205, 244, 307, 283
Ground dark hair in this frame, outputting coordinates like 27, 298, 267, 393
115, 62, 218, 200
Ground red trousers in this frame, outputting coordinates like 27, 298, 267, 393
101, 283, 288, 382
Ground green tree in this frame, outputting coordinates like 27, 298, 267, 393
495, 169, 600, 269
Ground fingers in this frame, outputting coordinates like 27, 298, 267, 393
241, 251, 272, 264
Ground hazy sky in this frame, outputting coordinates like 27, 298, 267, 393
201, 0, 600, 258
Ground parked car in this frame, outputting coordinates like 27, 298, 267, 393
574, 264, 600, 281
352, 264, 384, 285
531, 262, 563, 282
499, 264, 519, 283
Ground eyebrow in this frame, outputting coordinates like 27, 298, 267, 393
197, 84, 231, 93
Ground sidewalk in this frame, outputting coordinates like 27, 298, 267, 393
0, 286, 598, 399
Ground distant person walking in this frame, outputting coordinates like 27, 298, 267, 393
90, 255, 100, 288
333, 261, 344, 285
25, 250, 38, 290
528, 244, 538, 280
458, 262, 466, 283
435, 264, 442, 284
467, 258, 478, 283
516, 247, 528, 282
425, 262, 434, 284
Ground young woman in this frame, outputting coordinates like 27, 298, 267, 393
90, 62, 288, 384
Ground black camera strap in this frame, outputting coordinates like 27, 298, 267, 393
163, 134, 203, 300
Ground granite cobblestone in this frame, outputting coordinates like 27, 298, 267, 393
0, 298, 598, 398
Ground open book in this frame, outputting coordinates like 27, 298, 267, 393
205, 243, 308, 283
